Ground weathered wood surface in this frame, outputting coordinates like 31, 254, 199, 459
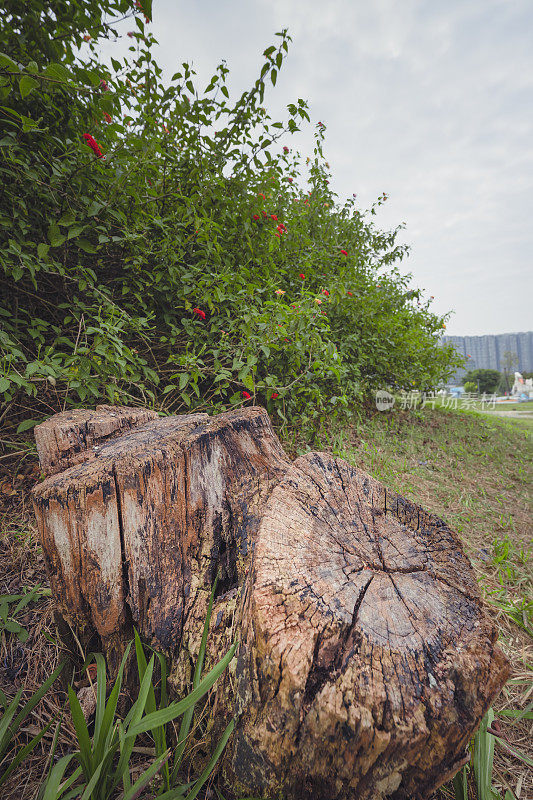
34, 404, 158, 477
32, 406, 509, 800
232, 452, 509, 798
32, 406, 289, 671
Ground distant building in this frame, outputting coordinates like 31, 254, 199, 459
442, 331, 533, 385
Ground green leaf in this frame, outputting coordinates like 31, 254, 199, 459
37, 243, 49, 259
16, 418, 37, 433
19, 75, 39, 99
58, 211, 76, 227
77, 239, 97, 253
0, 377, 10, 393
48, 224, 66, 248
43, 62, 71, 83
0, 52, 19, 71
452, 766, 467, 800
242, 373, 254, 391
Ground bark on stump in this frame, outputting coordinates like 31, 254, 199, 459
32, 406, 509, 800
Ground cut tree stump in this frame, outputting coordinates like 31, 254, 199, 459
32, 406, 509, 800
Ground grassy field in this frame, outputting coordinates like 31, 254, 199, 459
0, 405, 531, 799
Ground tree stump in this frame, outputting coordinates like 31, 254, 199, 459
32, 406, 509, 800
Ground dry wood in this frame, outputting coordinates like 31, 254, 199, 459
231, 451, 510, 798
34, 404, 157, 477
32, 406, 289, 671
32, 407, 509, 799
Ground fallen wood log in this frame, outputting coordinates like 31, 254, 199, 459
32, 406, 509, 799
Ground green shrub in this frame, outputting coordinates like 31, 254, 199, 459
0, 0, 462, 429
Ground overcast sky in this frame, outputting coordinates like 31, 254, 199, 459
103, 0, 533, 336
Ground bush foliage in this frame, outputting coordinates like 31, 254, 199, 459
0, 0, 462, 428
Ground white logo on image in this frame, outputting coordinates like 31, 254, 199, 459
375, 390, 395, 412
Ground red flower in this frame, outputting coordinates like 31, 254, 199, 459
192, 307, 206, 320
253, 214, 260, 221
271, 393, 279, 399
298, 273, 305, 280
103, 112, 112, 123
82, 133, 104, 159
340, 249, 348, 256
83, 34, 91, 42
271, 214, 278, 221
288, 177, 293, 183
323, 289, 329, 297
347, 291, 353, 296
258, 193, 265, 199
283, 146, 289, 153
262, 210, 267, 217
241, 391, 252, 400
127, 31, 135, 37
275, 232, 280, 238
100, 79, 109, 92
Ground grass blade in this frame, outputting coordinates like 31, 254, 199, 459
183, 718, 235, 800
93, 641, 131, 765
111, 655, 156, 791
134, 629, 169, 788
0, 713, 56, 788
172, 578, 218, 783
12, 661, 64, 734
452, 766, 467, 800
67, 686, 93, 779
88, 652, 108, 745
474, 708, 495, 800
78, 757, 105, 800
129, 643, 236, 738
41, 753, 78, 800
493, 736, 533, 768
0, 689, 23, 759
122, 749, 170, 800
118, 721, 131, 794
